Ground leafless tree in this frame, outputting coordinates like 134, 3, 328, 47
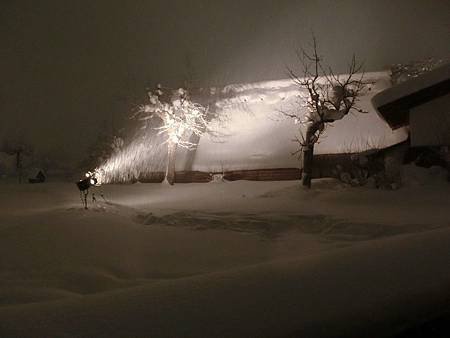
1, 138, 33, 183
285, 37, 369, 188
134, 85, 209, 185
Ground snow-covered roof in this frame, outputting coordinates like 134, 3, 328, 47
187, 71, 408, 172
98, 72, 409, 182
372, 63, 450, 129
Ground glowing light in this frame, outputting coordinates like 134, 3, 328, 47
93, 86, 211, 184
94, 129, 169, 184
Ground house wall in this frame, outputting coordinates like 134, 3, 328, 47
132, 150, 390, 184
410, 93, 450, 146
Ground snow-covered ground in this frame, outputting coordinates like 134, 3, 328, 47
0, 167, 449, 337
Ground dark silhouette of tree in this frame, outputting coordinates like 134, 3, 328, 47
1, 138, 33, 183
284, 37, 369, 188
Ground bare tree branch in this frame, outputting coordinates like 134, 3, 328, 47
284, 36, 368, 187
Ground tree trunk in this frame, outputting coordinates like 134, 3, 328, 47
302, 144, 314, 188
183, 133, 201, 171
16, 150, 23, 184
165, 141, 177, 185
301, 124, 319, 189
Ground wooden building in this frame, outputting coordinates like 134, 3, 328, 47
372, 63, 450, 147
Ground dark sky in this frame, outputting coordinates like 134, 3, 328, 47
1, 0, 449, 165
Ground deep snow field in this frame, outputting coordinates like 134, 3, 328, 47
0, 167, 449, 337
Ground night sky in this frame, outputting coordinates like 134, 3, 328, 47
1, 0, 449, 165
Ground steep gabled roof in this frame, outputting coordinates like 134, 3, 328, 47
372, 63, 450, 129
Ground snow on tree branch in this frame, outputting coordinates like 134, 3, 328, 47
283, 36, 370, 188
135, 85, 209, 150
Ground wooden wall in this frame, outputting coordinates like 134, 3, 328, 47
133, 153, 369, 183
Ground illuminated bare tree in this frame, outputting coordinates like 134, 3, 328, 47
286, 37, 368, 188
136, 85, 209, 185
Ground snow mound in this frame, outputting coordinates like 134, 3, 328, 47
0, 178, 449, 337
1, 227, 449, 338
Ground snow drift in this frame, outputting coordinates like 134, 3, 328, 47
0, 172, 449, 337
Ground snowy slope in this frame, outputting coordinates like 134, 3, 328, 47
1, 228, 449, 338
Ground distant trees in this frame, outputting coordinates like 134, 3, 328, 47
134, 85, 209, 185
284, 37, 369, 188
1, 138, 33, 183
